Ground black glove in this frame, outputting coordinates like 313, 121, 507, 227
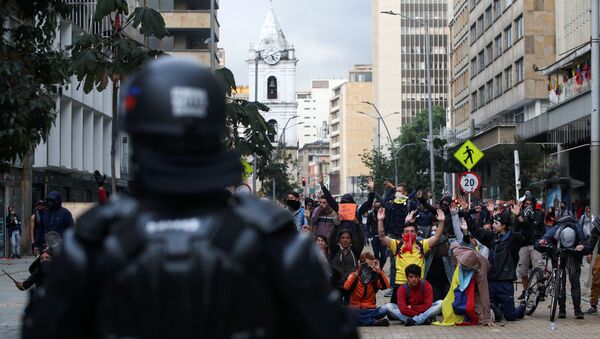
93, 170, 106, 187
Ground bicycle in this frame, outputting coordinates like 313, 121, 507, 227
525, 245, 574, 321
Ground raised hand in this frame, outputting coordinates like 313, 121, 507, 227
436, 209, 445, 223
377, 207, 386, 221
318, 174, 324, 185
457, 195, 468, 211
367, 177, 375, 191
460, 218, 468, 232
511, 203, 521, 216
405, 210, 416, 224
486, 198, 494, 213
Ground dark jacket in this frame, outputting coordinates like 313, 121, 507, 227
311, 206, 336, 239
331, 246, 359, 289
42, 191, 74, 236
589, 222, 600, 255
382, 188, 417, 238
542, 217, 591, 255
467, 214, 529, 281
6, 212, 21, 234
514, 210, 546, 246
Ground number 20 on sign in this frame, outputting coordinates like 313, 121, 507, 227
459, 172, 481, 194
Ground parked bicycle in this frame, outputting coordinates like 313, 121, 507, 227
525, 244, 575, 321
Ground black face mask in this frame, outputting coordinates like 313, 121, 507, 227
286, 199, 301, 211
360, 267, 375, 284
40, 261, 52, 275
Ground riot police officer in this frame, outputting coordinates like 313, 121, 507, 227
22, 58, 357, 339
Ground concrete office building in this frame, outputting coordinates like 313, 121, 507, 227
145, 0, 221, 67
297, 79, 347, 148
372, 0, 450, 148
297, 141, 330, 198
516, 0, 592, 205
329, 65, 374, 196
447, 0, 555, 198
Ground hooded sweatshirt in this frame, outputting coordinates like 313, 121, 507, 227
42, 191, 75, 236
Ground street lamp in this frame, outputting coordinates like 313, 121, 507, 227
361, 101, 399, 185
382, 10, 436, 202
273, 116, 302, 200
251, 47, 291, 193
358, 111, 400, 151
396, 143, 417, 154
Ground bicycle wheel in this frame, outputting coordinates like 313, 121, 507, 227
550, 270, 561, 322
525, 267, 544, 315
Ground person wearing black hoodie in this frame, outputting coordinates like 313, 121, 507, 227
41, 191, 74, 240
319, 175, 375, 260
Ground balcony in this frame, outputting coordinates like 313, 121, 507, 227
162, 11, 219, 37
548, 76, 590, 108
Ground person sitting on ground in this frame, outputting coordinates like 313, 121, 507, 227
331, 229, 364, 305
385, 264, 442, 326
15, 248, 53, 291
320, 175, 375, 258
376, 206, 445, 304
343, 252, 390, 327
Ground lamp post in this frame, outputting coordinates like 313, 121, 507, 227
273, 116, 301, 200
362, 101, 399, 184
591, 0, 600, 216
381, 10, 436, 202
396, 143, 417, 154
358, 111, 400, 151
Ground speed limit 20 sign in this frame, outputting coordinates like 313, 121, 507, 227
459, 172, 481, 194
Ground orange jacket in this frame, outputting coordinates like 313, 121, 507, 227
343, 270, 389, 309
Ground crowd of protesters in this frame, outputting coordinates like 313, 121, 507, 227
295, 178, 598, 327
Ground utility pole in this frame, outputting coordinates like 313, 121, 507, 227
591, 0, 600, 216
252, 53, 260, 193
209, 0, 215, 70
424, 19, 436, 203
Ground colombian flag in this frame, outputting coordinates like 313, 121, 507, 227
433, 267, 479, 326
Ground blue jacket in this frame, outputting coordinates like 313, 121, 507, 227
42, 191, 74, 238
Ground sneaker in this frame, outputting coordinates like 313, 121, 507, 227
558, 310, 566, 319
384, 289, 393, 297
374, 318, 390, 327
422, 317, 433, 325
404, 318, 416, 327
517, 290, 527, 300
585, 307, 597, 315
575, 310, 584, 319
491, 304, 503, 322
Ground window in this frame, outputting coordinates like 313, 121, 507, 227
486, 43, 493, 65
477, 15, 484, 36
478, 87, 485, 107
493, 0, 501, 19
471, 57, 477, 76
505, 66, 513, 89
267, 119, 277, 142
478, 51, 484, 72
504, 25, 512, 49
485, 6, 492, 28
515, 15, 524, 40
505, 0, 512, 8
267, 76, 278, 99
487, 80, 493, 103
515, 58, 524, 83
495, 73, 503, 96
470, 24, 476, 43
494, 34, 502, 57
471, 92, 478, 110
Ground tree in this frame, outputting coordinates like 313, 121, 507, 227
0, 0, 71, 172
69, 0, 168, 192
360, 149, 394, 193
495, 143, 545, 200
394, 106, 446, 190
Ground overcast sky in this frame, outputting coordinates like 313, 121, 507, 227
219, 0, 372, 91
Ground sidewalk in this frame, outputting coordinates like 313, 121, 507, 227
0, 257, 34, 339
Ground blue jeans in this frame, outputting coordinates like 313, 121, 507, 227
488, 280, 525, 321
384, 300, 443, 324
10, 230, 20, 257
355, 307, 388, 326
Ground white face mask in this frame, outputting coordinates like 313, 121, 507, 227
395, 192, 407, 201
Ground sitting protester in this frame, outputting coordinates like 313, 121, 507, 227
385, 264, 442, 326
344, 252, 390, 326
331, 230, 363, 304
15, 248, 53, 291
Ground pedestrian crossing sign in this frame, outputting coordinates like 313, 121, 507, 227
454, 140, 484, 170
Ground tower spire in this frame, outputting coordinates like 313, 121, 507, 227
256, 0, 289, 52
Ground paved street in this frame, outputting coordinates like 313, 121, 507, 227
1, 255, 599, 338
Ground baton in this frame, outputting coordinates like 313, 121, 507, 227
1, 269, 18, 284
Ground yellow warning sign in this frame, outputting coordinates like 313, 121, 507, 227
454, 140, 484, 170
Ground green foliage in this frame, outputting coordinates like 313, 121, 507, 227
495, 144, 545, 200
0, 0, 71, 172
69, 0, 168, 94
260, 151, 295, 201
360, 149, 394, 193
395, 106, 446, 190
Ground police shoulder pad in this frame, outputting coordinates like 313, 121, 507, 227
76, 196, 138, 243
232, 195, 294, 234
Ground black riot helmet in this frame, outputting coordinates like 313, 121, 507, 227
120, 57, 242, 195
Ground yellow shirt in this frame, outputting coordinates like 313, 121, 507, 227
388, 237, 431, 285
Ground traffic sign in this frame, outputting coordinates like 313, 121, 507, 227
459, 172, 481, 194
454, 140, 484, 170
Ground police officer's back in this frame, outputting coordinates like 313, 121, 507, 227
22, 58, 357, 339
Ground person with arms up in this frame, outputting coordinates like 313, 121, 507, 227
22, 58, 358, 339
